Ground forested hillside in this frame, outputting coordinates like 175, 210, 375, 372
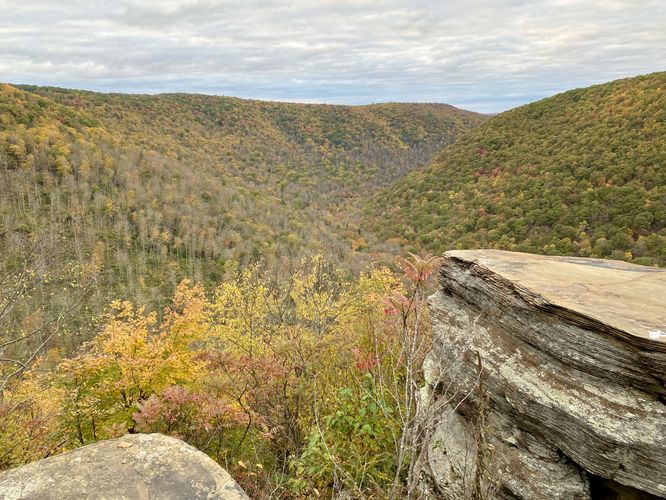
2, 74, 665, 498
0, 83, 485, 348
0, 84, 462, 496
367, 72, 666, 266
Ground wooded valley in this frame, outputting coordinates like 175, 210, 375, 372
0, 72, 664, 498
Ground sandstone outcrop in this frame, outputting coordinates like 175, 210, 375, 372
424, 250, 665, 499
0, 433, 248, 499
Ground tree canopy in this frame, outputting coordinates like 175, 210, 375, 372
366, 72, 666, 266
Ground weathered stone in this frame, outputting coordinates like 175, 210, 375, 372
424, 250, 666, 499
0, 433, 248, 499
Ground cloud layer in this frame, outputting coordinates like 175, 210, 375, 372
1, 0, 664, 112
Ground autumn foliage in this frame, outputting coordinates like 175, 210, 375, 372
368, 72, 666, 266
0, 254, 439, 498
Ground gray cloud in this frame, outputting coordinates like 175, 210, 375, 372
0, 0, 664, 112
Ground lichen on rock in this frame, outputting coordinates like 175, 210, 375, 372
0, 433, 248, 500
424, 250, 666, 499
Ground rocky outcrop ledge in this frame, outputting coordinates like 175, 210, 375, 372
424, 250, 666, 499
0, 433, 248, 499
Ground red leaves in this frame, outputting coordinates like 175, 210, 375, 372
382, 295, 400, 316
352, 348, 378, 373
395, 253, 439, 285
133, 385, 247, 439
383, 254, 441, 320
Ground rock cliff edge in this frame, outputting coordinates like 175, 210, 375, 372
424, 250, 665, 499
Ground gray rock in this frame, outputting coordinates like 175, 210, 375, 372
0, 433, 248, 499
424, 250, 666, 499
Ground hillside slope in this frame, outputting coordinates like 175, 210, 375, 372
366, 72, 666, 266
0, 84, 485, 346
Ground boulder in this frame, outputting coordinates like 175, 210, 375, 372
424, 250, 666, 499
0, 433, 248, 499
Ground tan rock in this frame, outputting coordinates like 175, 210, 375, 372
0, 433, 248, 499
425, 250, 666, 499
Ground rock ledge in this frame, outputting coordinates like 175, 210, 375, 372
424, 250, 665, 499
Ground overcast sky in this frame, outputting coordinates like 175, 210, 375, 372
0, 0, 664, 112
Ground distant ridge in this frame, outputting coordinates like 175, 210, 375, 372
0, 82, 486, 347
366, 72, 666, 266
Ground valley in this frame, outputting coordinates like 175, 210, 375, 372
0, 72, 664, 499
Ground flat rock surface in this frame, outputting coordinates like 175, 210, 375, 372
446, 249, 666, 342
0, 433, 248, 500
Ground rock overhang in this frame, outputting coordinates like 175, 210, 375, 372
424, 250, 666, 498
443, 249, 666, 344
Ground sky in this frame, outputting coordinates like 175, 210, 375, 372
0, 0, 664, 113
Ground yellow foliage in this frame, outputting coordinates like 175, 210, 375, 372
0, 255, 426, 497
0, 368, 65, 468
53, 280, 211, 443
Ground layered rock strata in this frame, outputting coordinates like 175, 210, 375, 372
424, 250, 665, 499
